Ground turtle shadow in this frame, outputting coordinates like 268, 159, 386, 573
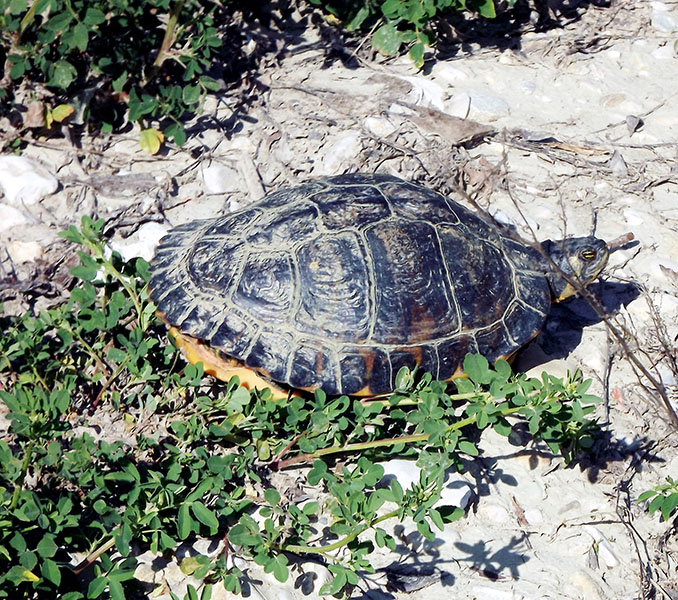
515, 279, 640, 368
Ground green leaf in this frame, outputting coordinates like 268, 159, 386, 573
36, 534, 58, 558
264, 488, 281, 506
5, 565, 39, 584
408, 42, 425, 68
661, 494, 678, 521
648, 494, 665, 515
178, 503, 194, 539
139, 128, 164, 155
72, 23, 89, 51
428, 507, 445, 531
9, 532, 26, 552
41, 558, 61, 586
199, 75, 220, 91
9, 0, 27, 15
381, 0, 404, 19
165, 122, 186, 147
84, 7, 106, 25
109, 579, 125, 600
371, 23, 401, 56
494, 359, 512, 380
46, 11, 72, 31
463, 354, 490, 384
637, 490, 657, 502
50, 60, 77, 90
182, 84, 201, 105
346, 6, 370, 30
475, 0, 497, 18
88, 576, 108, 598
458, 440, 478, 456
191, 501, 219, 532
115, 521, 133, 556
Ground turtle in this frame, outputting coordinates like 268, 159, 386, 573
149, 173, 616, 399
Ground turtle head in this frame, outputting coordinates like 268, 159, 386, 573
542, 236, 609, 302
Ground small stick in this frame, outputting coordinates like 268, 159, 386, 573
607, 232, 635, 251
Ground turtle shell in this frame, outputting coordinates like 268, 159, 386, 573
149, 173, 551, 395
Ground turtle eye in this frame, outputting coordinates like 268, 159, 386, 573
579, 249, 597, 262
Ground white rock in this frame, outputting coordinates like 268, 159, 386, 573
518, 79, 537, 94
440, 472, 474, 509
315, 132, 363, 175
379, 460, 473, 509
489, 207, 538, 232
364, 116, 397, 137
0, 203, 33, 231
583, 525, 619, 568
652, 44, 676, 60
477, 502, 509, 524
380, 459, 419, 491
523, 507, 544, 525
298, 562, 331, 595
651, 4, 678, 32
109, 222, 169, 262
399, 75, 446, 111
471, 584, 523, 600
201, 163, 240, 195
0, 155, 58, 205
657, 367, 678, 387
622, 209, 644, 226
435, 526, 461, 545
432, 63, 470, 83
7, 240, 43, 263
469, 93, 511, 121
445, 92, 471, 118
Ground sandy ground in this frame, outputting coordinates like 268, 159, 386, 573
1, 1, 677, 598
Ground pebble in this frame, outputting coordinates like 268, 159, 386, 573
109, 222, 170, 262
471, 584, 523, 600
566, 569, 609, 600
380, 458, 419, 491
651, 44, 676, 60
399, 75, 446, 111
431, 63, 470, 83
314, 132, 363, 175
651, 2, 678, 32
364, 116, 397, 137
477, 502, 509, 524
0, 155, 59, 205
379, 459, 474, 509
7, 240, 43, 263
297, 562, 331, 595
201, 163, 240, 194
468, 93, 511, 121
623, 208, 644, 226
583, 526, 619, 568
523, 507, 543, 525
441, 472, 474, 509
657, 367, 678, 387
0, 203, 33, 231
445, 92, 471, 118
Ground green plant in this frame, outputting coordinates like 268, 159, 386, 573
310, 0, 500, 67
0, 0, 226, 151
638, 476, 678, 522
0, 216, 604, 598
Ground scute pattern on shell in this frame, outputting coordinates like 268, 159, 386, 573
150, 173, 551, 395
